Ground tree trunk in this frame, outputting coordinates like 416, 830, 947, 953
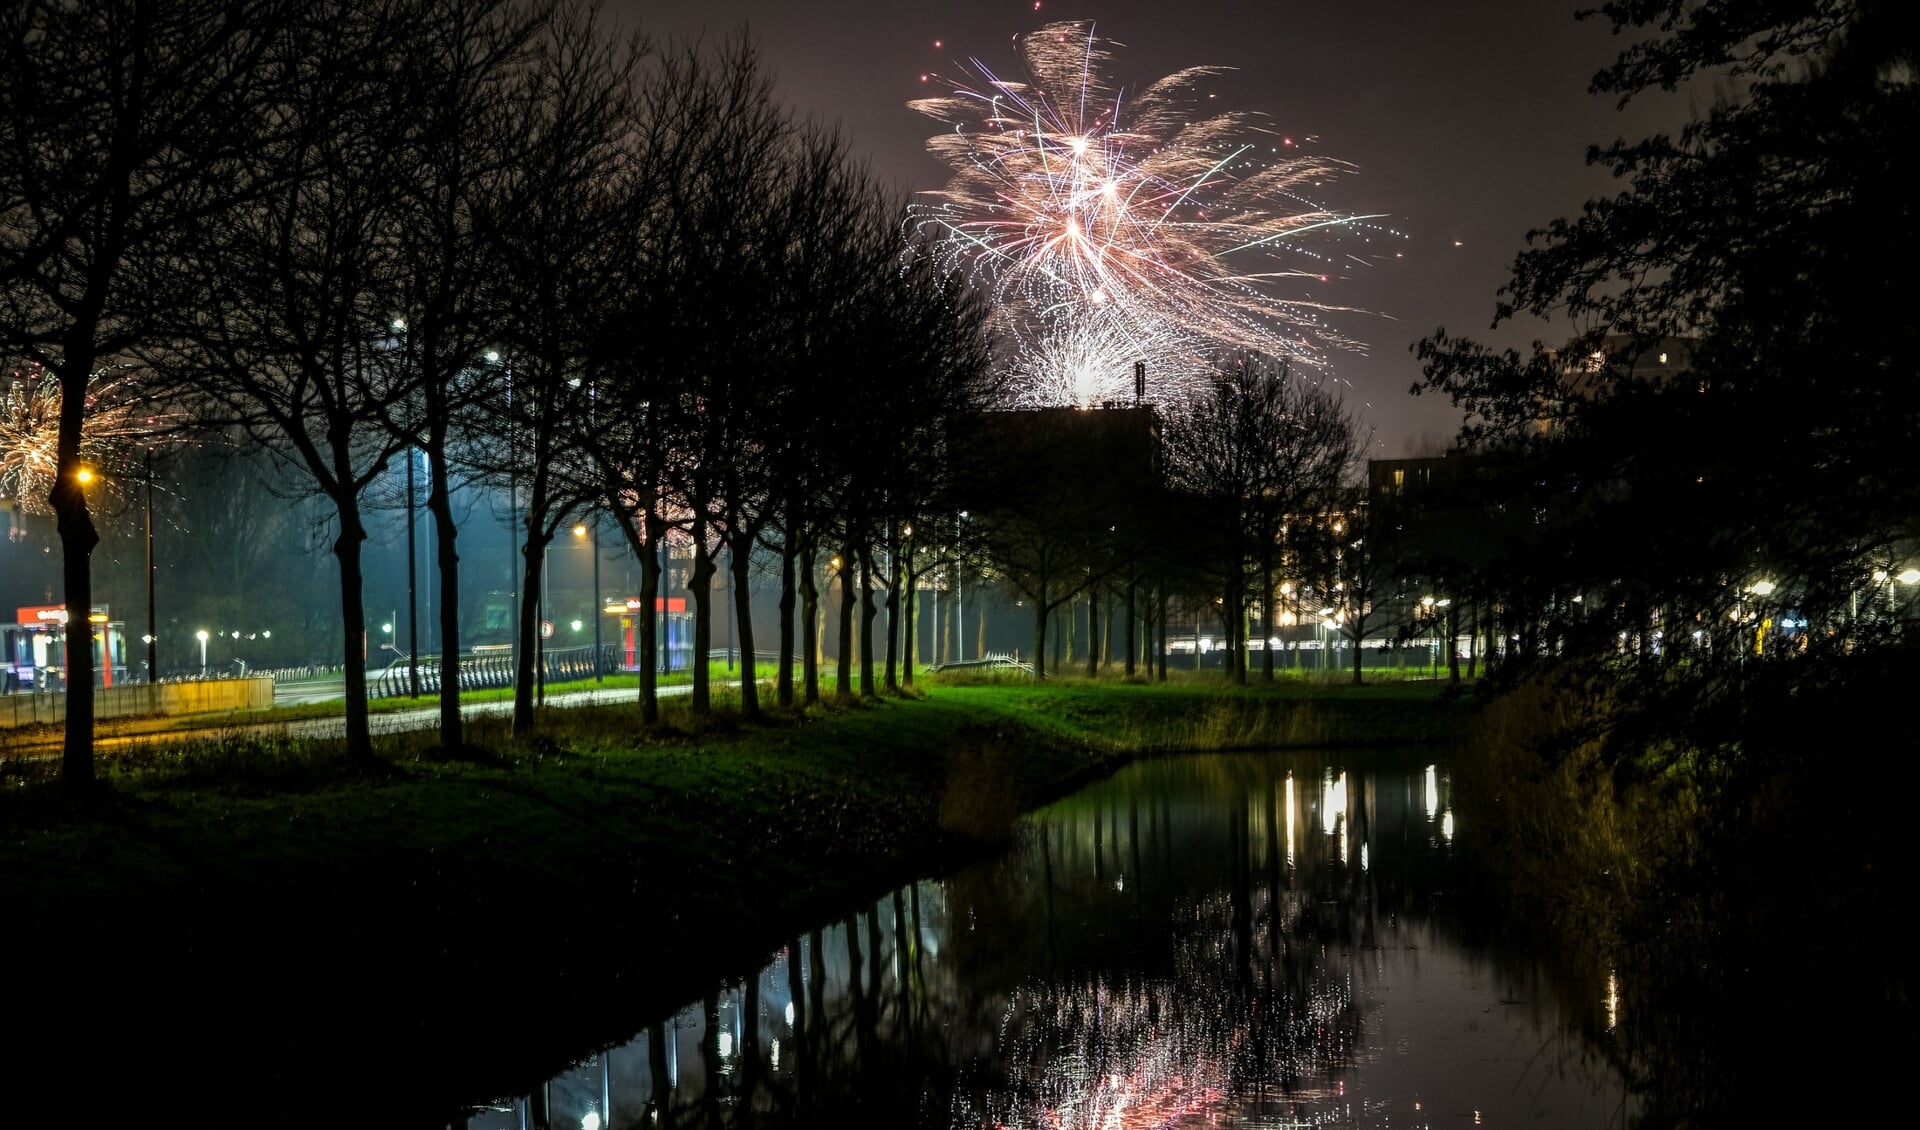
801, 540, 821, 704
513, 520, 551, 737
858, 544, 877, 697
1032, 592, 1050, 680
730, 531, 758, 718
1052, 606, 1064, 673
1086, 586, 1100, 678
940, 577, 952, 665
1104, 591, 1116, 668
836, 550, 855, 697
777, 536, 797, 709
1447, 601, 1461, 685
50, 476, 99, 786
1157, 581, 1169, 681
1259, 549, 1275, 683
425, 440, 463, 747
1467, 602, 1479, 680
52, 482, 99, 787
883, 530, 900, 691
1125, 573, 1137, 677
1229, 576, 1247, 685
1351, 621, 1365, 686
690, 514, 715, 716
638, 512, 662, 724
333, 502, 375, 757
50, 336, 107, 788
901, 562, 917, 687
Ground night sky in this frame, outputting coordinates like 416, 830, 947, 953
617, 0, 1690, 455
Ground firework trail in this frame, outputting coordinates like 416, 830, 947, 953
911, 21, 1396, 408
1, 363, 169, 516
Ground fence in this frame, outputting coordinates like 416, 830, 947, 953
1, 676, 276, 728
368, 644, 625, 700
924, 652, 1037, 677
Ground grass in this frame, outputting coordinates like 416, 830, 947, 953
0, 676, 1472, 1124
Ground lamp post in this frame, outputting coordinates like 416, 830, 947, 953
575, 522, 602, 681
659, 522, 671, 675
142, 451, 157, 683
405, 445, 419, 698
195, 629, 208, 675
956, 511, 968, 662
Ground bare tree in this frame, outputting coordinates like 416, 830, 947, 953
388, 0, 538, 747
1164, 357, 1360, 683
474, 2, 644, 736
172, 2, 430, 758
1, 0, 291, 786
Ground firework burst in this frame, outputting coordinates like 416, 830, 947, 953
1, 363, 170, 516
912, 22, 1395, 407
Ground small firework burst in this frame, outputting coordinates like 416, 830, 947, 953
1, 363, 172, 515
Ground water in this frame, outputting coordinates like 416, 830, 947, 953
460, 752, 1632, 1128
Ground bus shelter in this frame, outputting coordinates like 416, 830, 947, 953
1, 604, 127, 693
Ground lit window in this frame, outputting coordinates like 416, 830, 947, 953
1659, 351, 1668, 364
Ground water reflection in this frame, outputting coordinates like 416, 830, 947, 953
459, 754, 1628, 1129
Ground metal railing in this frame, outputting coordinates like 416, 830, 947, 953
923, 651, 1038, 677
369, 644, 624, 700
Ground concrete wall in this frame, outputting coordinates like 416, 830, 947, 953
0, 677, 276, 728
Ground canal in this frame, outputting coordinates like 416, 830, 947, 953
456, 750, 1631, 1128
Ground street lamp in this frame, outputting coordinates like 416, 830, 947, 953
956, 511, 968, 661
195, 629, 209, 675
575, 522, 602, 681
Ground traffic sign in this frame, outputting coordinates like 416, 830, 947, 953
540, 619, 554, 640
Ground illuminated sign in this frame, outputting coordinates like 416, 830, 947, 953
17, 605, 67, 625
618, 597, 686, 613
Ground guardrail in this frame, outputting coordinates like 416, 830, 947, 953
369, 644, 626, 700
924, 652, 1038, 677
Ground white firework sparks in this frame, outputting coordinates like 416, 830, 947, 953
912, 21, 1396, 407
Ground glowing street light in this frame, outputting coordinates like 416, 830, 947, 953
574, 521, 602, 680
1899, 569, 1920, 585
1746, 580, 1777, 597
195, 629, 209, 674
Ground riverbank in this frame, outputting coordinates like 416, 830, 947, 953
3, 679, 1471, 1124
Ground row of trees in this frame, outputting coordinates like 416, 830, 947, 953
952, 356, 1375, 686
2, 0, 996, 786
1409, 0, 1919, 753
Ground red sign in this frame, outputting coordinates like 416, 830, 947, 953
16, 605, 67, 625
540, 619, 554, 640
618, 597, 686, 613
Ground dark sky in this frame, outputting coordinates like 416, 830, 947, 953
616, 0, 1689, 455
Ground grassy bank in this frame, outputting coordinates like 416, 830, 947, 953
3, 678, 1470, 1123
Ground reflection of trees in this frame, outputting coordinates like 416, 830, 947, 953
483, 754, 1594, 1130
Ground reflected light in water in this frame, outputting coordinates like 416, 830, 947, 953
1285, 773, 1297, 867
471, 756, 1634, 1130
